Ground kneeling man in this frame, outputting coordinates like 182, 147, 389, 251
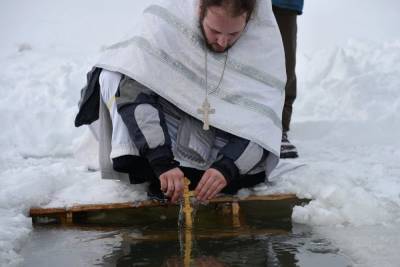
75, 0, 286, 203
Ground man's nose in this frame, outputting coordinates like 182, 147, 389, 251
217, 35, 229, 48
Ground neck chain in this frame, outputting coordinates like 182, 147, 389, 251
204, 49, 228, 97
198, 49, 228, 130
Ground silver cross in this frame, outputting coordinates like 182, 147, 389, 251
197, 99, 215, 130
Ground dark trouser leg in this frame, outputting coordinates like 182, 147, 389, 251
112, 155, 156, 184
113, 155, 165, 198
273, 6, 298, 133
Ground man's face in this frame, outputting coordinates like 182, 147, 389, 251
201, 6, 247, 53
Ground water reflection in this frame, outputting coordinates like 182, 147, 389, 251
163, 256, 230, 267
108, 224, 347, 267
22, 198, 351, 267
20, 223, 350, 267
114, 234, 298, 266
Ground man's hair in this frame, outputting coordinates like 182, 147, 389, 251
199, 0, 256, 22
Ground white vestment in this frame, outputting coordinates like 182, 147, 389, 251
95, 0, 286, 177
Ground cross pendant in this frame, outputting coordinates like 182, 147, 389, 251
197, 99, 215, 130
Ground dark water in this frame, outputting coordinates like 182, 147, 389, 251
20, 222, 351, 266
22, 200, 352, 266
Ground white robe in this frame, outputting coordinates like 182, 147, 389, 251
95, 0, 286, 177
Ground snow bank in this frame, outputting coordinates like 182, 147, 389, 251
0, 50, 88, 157
295, 40, 400, 122
254, 40, 400, 267
249, 40, 400, 228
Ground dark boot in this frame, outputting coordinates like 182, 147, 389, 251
280, 132, 298, 159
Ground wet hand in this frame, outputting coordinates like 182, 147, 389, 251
195, 168, 227, 202
159, 167, 184, 203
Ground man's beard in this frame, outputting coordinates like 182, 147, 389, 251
200, 23, 233, 53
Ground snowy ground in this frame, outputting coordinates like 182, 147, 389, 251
1, 1, 400, 266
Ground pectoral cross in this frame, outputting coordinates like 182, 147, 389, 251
197, 98, 215, 131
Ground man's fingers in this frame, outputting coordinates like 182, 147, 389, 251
201, 179, 221, 201
171, 177, 183, 203
166, 176, 175, 197
195, 169, 214, 194
197, 175, 217, 201
194, 173, 210, 195
207, 182, 226, 200
160, 176, 167, 192
195, 174, 211, 197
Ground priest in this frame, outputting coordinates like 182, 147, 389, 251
75, 0, 286, 203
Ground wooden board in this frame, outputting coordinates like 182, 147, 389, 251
29, 194, 310, 226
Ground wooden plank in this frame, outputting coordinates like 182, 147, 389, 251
29, 207, 66, 216
30, 194, 302, 216
29, 194, 309, 226
67, 200, 162, 212
209, 194, 300, 203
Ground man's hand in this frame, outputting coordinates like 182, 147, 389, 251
195, 168, 227, 202
159, 167, 184, 203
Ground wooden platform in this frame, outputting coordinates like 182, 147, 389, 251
29, 194, 309, 227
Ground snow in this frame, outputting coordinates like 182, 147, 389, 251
1, 0, 400, 266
